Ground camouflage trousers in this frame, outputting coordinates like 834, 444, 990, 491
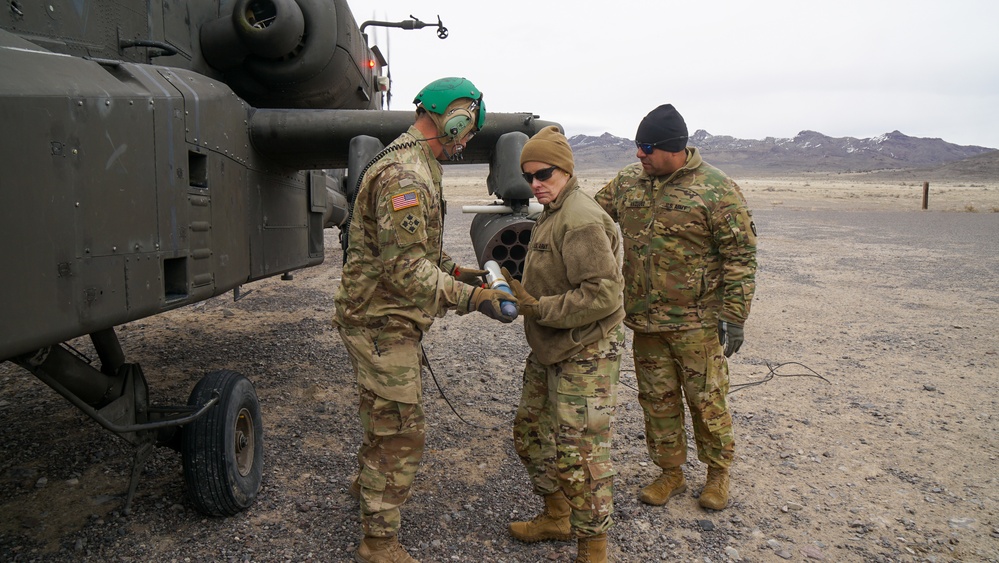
633, 326, 734, 470
512, 349, 620, 537
339, 326, 425, 538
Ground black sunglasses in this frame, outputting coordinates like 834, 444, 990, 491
636, 135, 687, 155
522, 165, 558, 184
635, 141, 660, 154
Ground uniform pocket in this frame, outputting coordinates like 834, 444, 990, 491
357, 464, 389, 512
586, 459, 616, 481
724, 212, 748, 245
556, 360, 615, 434
585, 396, 615, 435
366, 319, 422, 404
557, 360, 600, 397
358, 464, 387, 492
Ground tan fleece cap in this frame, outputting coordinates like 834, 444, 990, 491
520, 125, 574, 176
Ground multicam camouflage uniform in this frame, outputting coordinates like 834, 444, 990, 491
595, 147, 757, 471
333, 126, 476, 538
514, 178, 626, 537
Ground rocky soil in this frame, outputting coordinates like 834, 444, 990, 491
1, 175, 997, 562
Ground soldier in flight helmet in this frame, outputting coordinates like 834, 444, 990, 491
333, 76, 514, 563
413, 76, 485, 160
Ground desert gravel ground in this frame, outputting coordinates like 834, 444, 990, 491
1, 175, 997, 562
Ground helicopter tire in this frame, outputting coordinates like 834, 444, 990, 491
181, 369, 263, 516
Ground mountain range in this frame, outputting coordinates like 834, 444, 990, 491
568, 130, 999, 179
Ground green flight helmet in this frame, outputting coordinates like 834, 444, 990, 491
413, 77, 486, 140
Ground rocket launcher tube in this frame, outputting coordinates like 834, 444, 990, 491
483, 260, 519, 318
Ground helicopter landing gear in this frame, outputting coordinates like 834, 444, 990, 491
181, 370, 264, 516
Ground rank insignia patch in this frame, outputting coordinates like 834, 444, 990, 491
392, 190, 419, 211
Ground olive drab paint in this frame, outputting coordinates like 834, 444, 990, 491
0, 0, 559, 518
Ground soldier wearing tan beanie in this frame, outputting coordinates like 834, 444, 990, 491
520, 125, 574, 176
508, 123, 624, 563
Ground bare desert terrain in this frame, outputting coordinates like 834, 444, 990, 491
1, 172, 998, 562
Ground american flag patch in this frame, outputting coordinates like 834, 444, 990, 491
391, 190, 419, 211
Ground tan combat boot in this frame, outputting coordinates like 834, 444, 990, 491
354, 535, 419, 563
699, 466, 730, 510
575, 533, 608, 563
509, 491, 572, 542
639, 467, 686, 505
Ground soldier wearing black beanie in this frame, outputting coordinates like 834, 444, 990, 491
635, 104, 688, 153
595, 103, 757, 516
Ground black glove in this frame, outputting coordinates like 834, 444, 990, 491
470, 287, 519, 323
718, 321, 744, 357
453, 265, 487, 286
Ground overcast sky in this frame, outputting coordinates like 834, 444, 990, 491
347, 0, 999, 149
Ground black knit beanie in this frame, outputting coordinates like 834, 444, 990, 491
635, 104, 688, 152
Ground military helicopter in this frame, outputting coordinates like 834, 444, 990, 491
0, 0, 556, 517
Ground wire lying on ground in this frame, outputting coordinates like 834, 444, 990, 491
728, 361, 831, 394
423, 344, 507, 431
426, 345, 830, 429
617, 361, 830, 395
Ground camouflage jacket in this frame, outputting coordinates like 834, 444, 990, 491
333, 126, 475, 333
594, 147, 757, 332
524, 177, 625, 365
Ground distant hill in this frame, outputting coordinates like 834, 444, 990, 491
568, 130, 998, 179
850, 148, 999, 182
